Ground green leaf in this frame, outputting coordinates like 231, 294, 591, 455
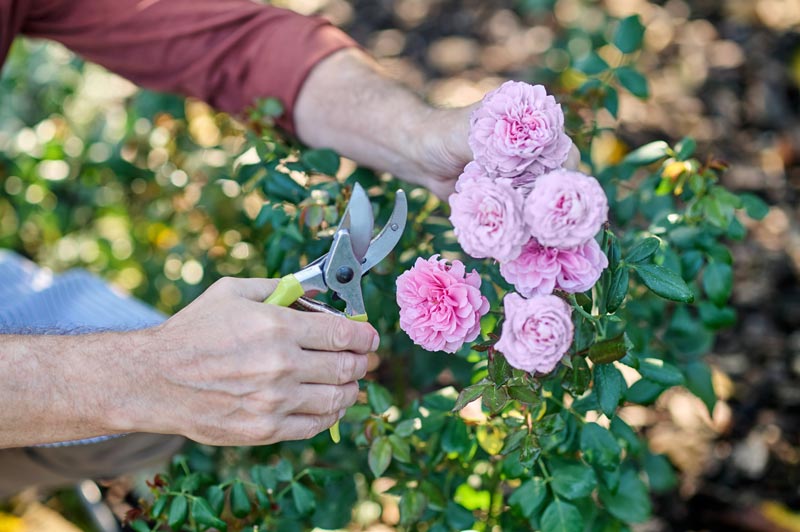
580, 422, 622, 470
399, 490, 427, 526
623, 141, 669, 166
599, 468, 652, 523
291, 482, 316, 515
152, 495, 169, 519
614, 15, 645, 53
625, 378, 666, 405
739, 193, 769, 220
263, 169, 307, 204
129, 520, 150, 532
453, 381, 489, 411
644, 452, 678, 493
686, 360, 717, 415
482, 385, 510, 414
626, 237, 661, 264
275, 459, 294, 482
231, 481, 251, 518
595, 363, 627, 417
394, 418, 418, 438
368, 436, 393, 477
610, 416, 642, 455
633, 263, 694, 303
367, 381, 393, 414
638, 358, 685, 386
250, 465, 277, 491
698, 301, 737, 329
588, 334, 629, 364
550, 461, 597, 500
388, 434, 412, 463
441, 418, 471, 455
167, 495, 188, 530
575, 51, 609, 74
604, 86, 619, 118
192, 498, 227, 531
675, 137, 697, 160
445, 501, 475, 530
508, 477, 548, 518
507, 384, 541, 405
541, 500, 583, 532
301, 148, 340, 175
703, 261, 733, 306
489, 353, 512, 384
258, 97, 284, 118
616, 66, 649, 98
606, 267, 629, 313
206, 485, 224, 516
681, 250, 705, 280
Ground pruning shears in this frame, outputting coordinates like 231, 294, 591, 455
264, 183, 407, 442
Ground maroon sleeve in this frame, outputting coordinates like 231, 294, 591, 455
20, 0, 357, 132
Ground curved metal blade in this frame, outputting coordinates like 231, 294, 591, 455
362, 190, 407, 273
338, 182, 373, 262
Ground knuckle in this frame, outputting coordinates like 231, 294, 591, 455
335, 354, 357, 385
304, 417, 326, 440
329, 321, 353, 350
330, 386, 346, 410
344, 382, 359, 406
245, 421, 278, 445
213, 276, 235, 292
269, 356, 294, 380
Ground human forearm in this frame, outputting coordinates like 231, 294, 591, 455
0, 332, 140, 448
294, 49, 473, 199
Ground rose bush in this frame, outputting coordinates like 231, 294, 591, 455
128, 12, 766, 532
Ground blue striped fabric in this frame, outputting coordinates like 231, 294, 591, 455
0, 250, 164, 332
0, 250, 166, 446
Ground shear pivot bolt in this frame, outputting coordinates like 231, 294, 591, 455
336, 266, 354, 283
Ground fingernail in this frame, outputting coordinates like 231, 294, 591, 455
371, 334, 380, 352
338, 409, 347, 419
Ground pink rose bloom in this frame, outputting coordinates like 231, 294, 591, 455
556, 238, 609, 294
496, 293, 574, 374
469, 81, 573, 179
499, 239, 560, 297
525, 169, 608, 249
396, 255, 490, 353
449, 176, 528, 262
455, 161, 484, 193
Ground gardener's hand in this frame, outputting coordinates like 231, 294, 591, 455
131, 277, 378, 446
403, 106, 582, 199
295, 49, 581, 200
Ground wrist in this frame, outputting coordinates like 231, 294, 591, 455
85, 329, 162, 435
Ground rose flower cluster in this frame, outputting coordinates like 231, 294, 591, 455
397, 81, 609, 374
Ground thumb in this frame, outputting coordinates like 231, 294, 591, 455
564, 143, 581, 171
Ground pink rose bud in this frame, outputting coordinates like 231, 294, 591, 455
499, 239, 560, 298
495, 293, 574, 374
396, 255, 490, 354
449, 176, 528, 262
525, 169, 609, 249
469, 81, 573, 179
555, 238, 609, 294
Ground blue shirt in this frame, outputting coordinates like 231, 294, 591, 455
0, 250, 164, 333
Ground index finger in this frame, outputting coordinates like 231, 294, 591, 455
296, 312, 379, 354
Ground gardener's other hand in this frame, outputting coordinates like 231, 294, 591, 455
130, 277, 378, 446
402, 106, 581, 199
295, 49, 581, 200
